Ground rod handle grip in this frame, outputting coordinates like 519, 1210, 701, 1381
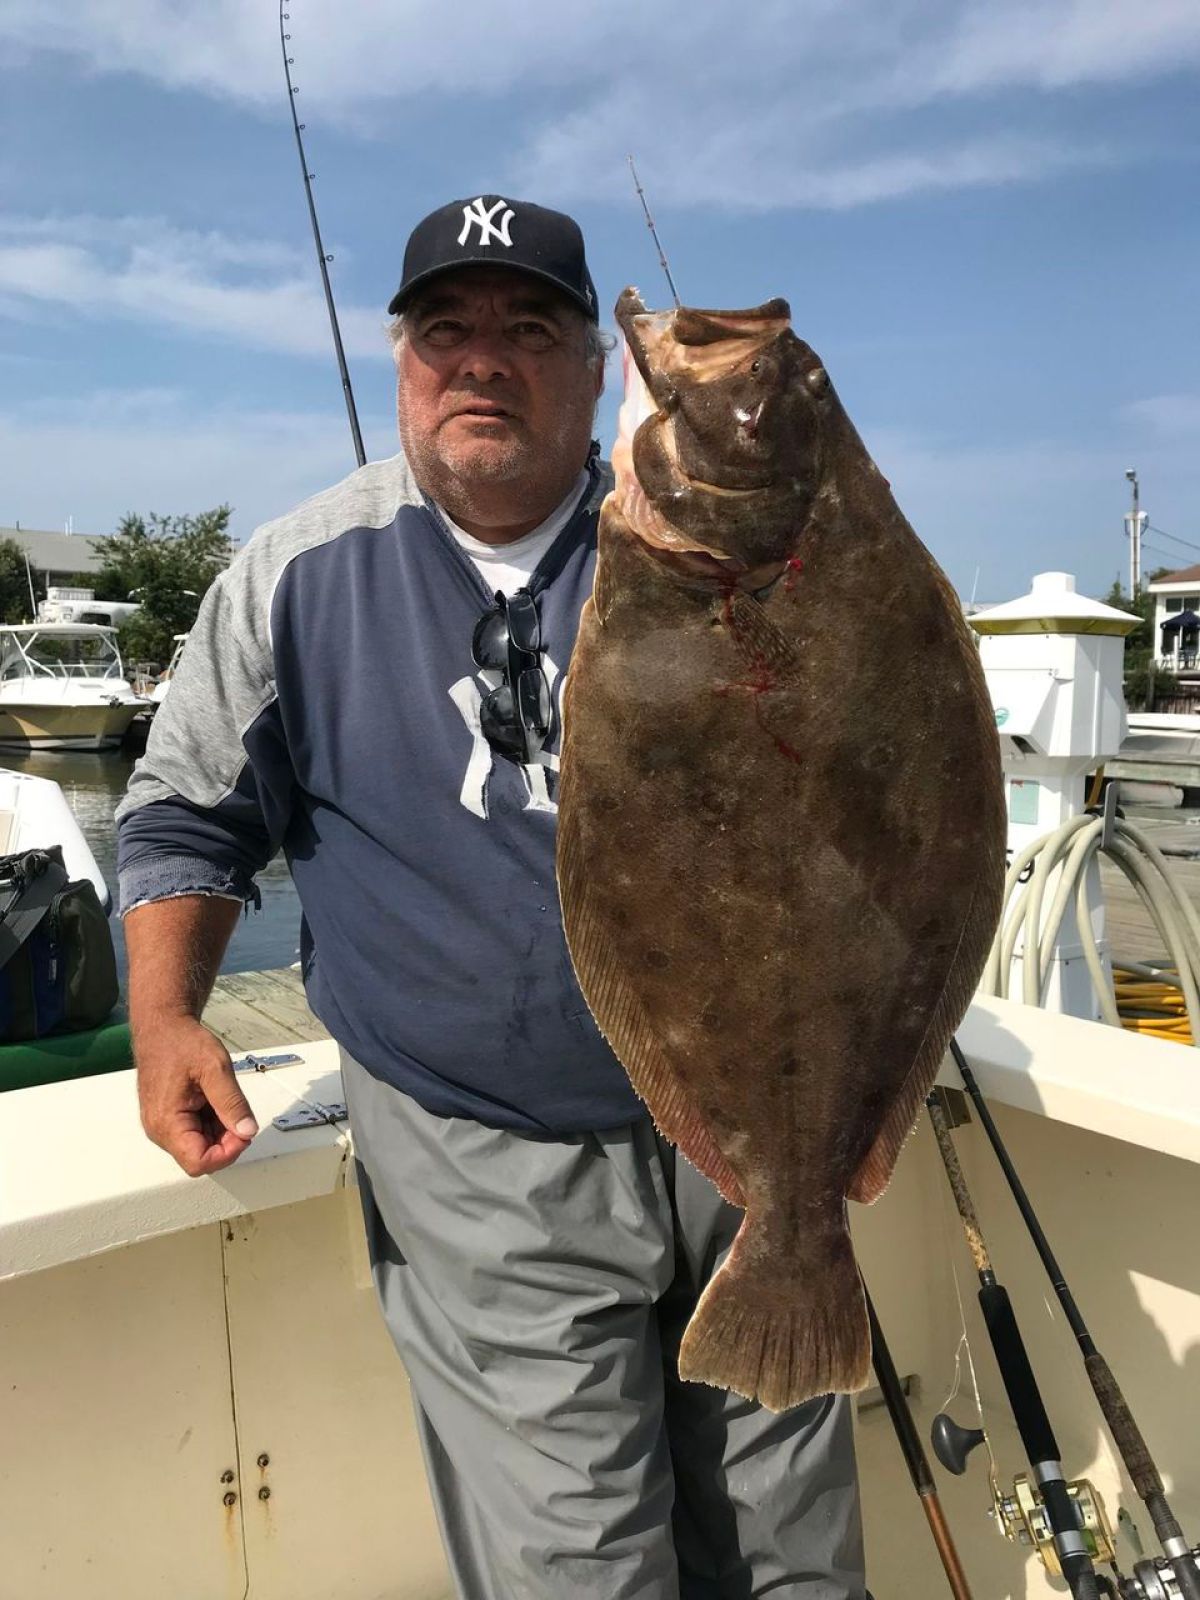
978, 1282, 1060, 1466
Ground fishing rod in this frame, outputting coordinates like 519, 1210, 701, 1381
627, 157, 682, 310
925, 1089, 1111, 1600
944, 1038, 1200, 1600
278, 0, 366, 468
864, 1285, 974, 1598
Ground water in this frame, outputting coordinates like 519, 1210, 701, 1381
7, 750, 304, 986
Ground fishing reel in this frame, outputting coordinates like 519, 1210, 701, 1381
1119, 1551, 1200, 1600
932, 1413, 1117, 1570
931, 1413, 1200, 1598
992, 1472, 1117, 1575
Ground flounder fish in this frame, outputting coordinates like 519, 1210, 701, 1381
557, 290, 1006, 1412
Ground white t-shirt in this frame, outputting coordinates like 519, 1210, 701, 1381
440, 471, 589, 596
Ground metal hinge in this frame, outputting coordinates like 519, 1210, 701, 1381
233, 1051, 304, 1074
930, 1084, 972, 1129
272, 1100, 348, 1132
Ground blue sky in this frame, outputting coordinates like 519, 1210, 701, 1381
1, 0, 1197, 602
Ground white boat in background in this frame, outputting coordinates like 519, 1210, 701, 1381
150, 632, 188, 705
0, 624, 148, 752
0, 766, 110, 911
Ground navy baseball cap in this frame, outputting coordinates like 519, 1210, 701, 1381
387, 195, 599, 323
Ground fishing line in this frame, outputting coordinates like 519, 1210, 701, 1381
937, 1169, 999, 1486
279, 0, 366, 468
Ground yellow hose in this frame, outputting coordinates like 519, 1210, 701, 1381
1113, 966, 1194, 1046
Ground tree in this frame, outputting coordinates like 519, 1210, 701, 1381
91, 507, 233, 666
1099, 568, 1177, 710
0, 539, 41, 622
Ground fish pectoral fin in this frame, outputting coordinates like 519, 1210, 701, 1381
720, 591, 801, 681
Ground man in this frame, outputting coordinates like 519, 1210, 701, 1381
119, 195, 865, 1599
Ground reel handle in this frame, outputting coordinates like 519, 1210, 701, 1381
931, 1412, 987, 1476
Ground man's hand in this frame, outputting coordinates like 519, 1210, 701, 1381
125, 893, 249, 1177
136, 1014, 259, 1176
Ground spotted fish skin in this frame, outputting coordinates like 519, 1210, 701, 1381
556, 291, 1005, 1412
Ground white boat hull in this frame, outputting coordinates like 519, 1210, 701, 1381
0, 701, 144, 751
0, 767, 109, 905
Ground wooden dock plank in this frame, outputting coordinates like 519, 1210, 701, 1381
203, 967, 328, 1052
1100, 856, 1200, 967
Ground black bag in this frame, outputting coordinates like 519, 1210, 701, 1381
0, 847, 119, 1041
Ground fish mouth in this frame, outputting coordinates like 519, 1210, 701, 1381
681, 475, 762, 499
616, 288, 792, 404
640, 544, 788, 592
611, 289, 804, 574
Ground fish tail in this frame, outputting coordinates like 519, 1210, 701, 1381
677, 1214, 870, 1412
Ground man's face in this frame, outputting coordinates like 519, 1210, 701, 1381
395, 267, 603, 529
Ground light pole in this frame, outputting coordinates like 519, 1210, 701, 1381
1124, 467, 1145, 596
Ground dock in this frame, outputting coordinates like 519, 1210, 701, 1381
1100, 857, 1200, 960
1097, 810, 1200, 962
202, 965, 328, 1052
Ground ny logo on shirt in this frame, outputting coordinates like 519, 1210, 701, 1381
449, 653, 562, 819
457, 198, 516, 250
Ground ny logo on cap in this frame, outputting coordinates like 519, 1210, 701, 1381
458, 197, 515, 249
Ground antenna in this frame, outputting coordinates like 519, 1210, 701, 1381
627, 156, 681, 309
279, 0, 366, 468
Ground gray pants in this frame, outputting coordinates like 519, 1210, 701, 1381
341, 1050, 865, 1600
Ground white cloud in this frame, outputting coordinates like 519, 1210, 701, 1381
924, 0, 1200, 96
1123, 394, 1200, 439
6, 0, 1196, 111
0, 389, 398, 541
518, 101, 1108, 211
0, 214, 389, 359
1, 1, 1194, 212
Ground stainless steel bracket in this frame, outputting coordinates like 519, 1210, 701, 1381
233, 1052, 305, 1074
272, 1100, 348, 1132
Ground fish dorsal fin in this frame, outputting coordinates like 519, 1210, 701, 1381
557, 792, 745, 1209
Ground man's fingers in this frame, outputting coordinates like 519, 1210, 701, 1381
172, 1123, 254, 1176
200, 1058, 260, 1141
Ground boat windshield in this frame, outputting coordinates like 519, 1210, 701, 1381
0, 630, 123, 681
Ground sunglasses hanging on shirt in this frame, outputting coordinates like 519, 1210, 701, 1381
471, 589, 553, 764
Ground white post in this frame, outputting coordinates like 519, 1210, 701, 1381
1125, 467, 1142, 597
971, 573, 1140, 1021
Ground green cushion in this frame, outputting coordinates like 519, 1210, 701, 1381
0, 1017, 133, 1092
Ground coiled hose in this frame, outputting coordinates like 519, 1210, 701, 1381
978, 809, 1200, 1047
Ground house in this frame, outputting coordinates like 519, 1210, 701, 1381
1148, 564, 1200, 671
0, 526, 107, 587
0, 526, 107, 584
